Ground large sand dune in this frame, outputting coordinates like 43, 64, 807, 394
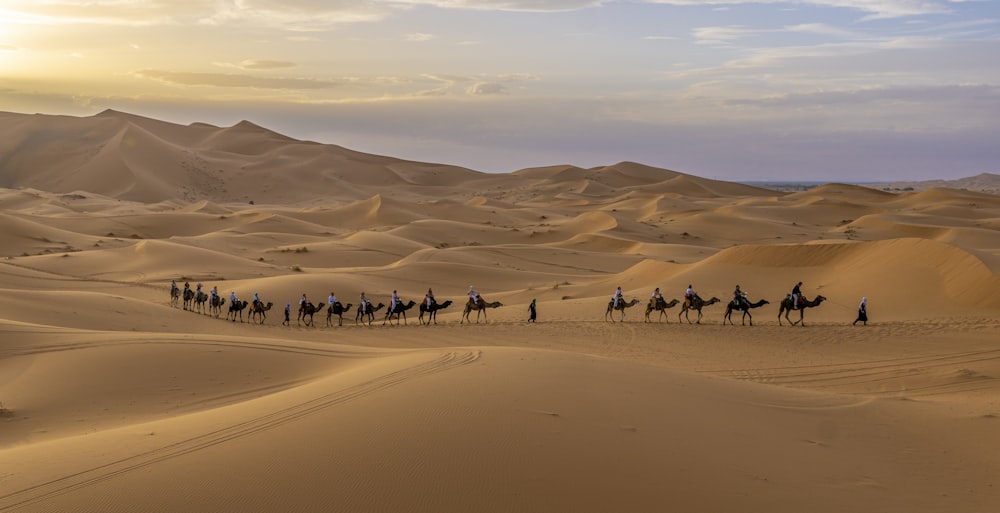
1, 110, 997, 512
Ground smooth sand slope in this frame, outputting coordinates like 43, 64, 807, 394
1, 111, 998, 512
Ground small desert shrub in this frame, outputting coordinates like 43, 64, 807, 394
291, 265, 303, 272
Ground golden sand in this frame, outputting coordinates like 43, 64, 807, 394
1, 111, 998, 512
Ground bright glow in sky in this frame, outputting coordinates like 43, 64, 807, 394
1, 1, 998, 180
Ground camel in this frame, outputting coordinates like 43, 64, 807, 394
326, 302, 353, 327
777, 295, 827, 326
384, 300, 417, 326
193, 291, 208, 315
227, 300, 248, 323
249, 301, 273, 324
182, 288, 195, 311
298, 302, 325, 327
461, 299, 503, 324
419, 300, 453, 325
723, 298, 770, 326
644, 298, 680, 323
356, 302, 385, 326
170, 286, 180, 308
210, 296, 225, 318
678, 296, 721, 324
605, 298, 641, 322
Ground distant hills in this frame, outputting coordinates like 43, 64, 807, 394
866, 173, 1000, 194
1, 110, 994, 203
0, 110, 769, 204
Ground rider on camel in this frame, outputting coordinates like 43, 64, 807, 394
425, 288, 435, 308
651, 287, 664, 308
684, 285, 697, 309
389, 290, 400, 314
734, 285, 747, 310
791, 282, 802, 310
468, 286, 480, 305
612, 286, 623, 309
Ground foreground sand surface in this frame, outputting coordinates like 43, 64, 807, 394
1, 111, 999, 512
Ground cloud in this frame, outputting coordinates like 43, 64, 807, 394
646, 1, 954, 19
391, 1, 955, 18
726, 84, 1000, 111
0, 0, 970, 32
404, 33, 437, 42
133, 69, 355, 90
693, 22, 865, 44
467, 82, 508, 95
214, 60, 299, 70
384, 1, 607, 13
1, 44, 18, 51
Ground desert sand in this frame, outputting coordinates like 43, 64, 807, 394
1, 110, 998, 512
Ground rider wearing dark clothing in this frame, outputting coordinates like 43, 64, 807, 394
734, 285, 747, 309
791, 282, 802, 309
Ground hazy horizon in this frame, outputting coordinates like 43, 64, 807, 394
2, 1, 998, 181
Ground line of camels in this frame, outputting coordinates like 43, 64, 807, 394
171, 286, 504, 327
173, 284, 827, 327
608, 294, 827, 326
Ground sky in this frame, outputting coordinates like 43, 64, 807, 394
1, 1, 998, 181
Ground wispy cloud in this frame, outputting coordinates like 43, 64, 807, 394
725, 84, 1000, 109
215, 60, 299, 71
404, 32, 437, 42
467, 82, 509, 95
0, 1, 973, 35
133, 69, 357, 90
647, 1, 955, 19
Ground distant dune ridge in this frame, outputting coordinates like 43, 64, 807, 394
1, 110, 998, 513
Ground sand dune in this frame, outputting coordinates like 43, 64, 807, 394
1, 110, 998, 513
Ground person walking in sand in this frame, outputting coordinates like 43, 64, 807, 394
853, 296, 868, 326
283, 303, 291, 326
528, 299, 537, 323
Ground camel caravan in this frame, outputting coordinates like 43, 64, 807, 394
167, 282, 507, 327
608, 283, 831, 326
169, 279, 836, 327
